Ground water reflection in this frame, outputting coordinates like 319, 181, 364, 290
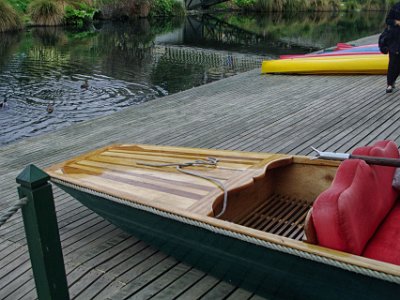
177, 11, 385, 54
0, 32, 22, 68
0, 12, 386, 145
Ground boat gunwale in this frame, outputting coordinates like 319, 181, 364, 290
51, 176, 400, 282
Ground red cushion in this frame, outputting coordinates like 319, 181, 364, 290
312, 160, 359, 252
352, 140, 399, 208
312, 140, 399, 256
313, 160, 381, 255
363, 201, 400, 265
338, 162, 382, 255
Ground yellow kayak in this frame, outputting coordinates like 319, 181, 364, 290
261, 54, 389, 75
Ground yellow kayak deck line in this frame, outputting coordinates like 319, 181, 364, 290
261, 54, 389, 75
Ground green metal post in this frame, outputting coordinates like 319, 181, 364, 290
16, 164, 69, 300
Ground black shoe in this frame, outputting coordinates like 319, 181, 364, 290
386, 86, 393, 93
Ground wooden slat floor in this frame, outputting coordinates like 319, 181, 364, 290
1, 34, 397, 299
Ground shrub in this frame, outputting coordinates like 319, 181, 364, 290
234, 0, 341, 12
171, 0, 185, 16
64, 3, 97, 25
7, 0, 28, 13
94, 0, 137, 19
233, 0, 257, 10
343, 0, 360, 11
310, 0, 340, 11
284, 0, 308, 11
254, 0, 286, 11
29, 0, 65, 26
360, 0, 391, 10
150, 0, 185, 16
0, 0, 23, 32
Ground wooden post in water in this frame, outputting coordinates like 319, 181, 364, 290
16, 164, 69, 300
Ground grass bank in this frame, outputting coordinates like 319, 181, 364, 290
0, 0, 23, 32
1, 0, 185, 32
229, 0, 397, 12
0, 0, 396, 32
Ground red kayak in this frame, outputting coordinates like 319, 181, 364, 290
280, 43, 380, 59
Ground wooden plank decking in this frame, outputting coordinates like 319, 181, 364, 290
1, 34, 398, 299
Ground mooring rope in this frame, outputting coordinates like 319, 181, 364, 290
137, 157, 228, 218
0, 197, 28, 228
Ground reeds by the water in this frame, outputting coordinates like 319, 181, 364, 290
235, 0, 393, 12
252, 0, 341, 11
0, 0, 23, 32
29, 0, 64, 26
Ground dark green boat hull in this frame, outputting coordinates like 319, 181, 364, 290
59, 184, 400, 299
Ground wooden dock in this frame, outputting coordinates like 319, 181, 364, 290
1, 34, 397, 299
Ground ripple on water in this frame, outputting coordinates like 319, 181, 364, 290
0, 56, 159, 145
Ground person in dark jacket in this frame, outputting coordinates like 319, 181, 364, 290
386, 2, 400, 93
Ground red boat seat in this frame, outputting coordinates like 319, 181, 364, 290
305, 140, 400, 263
363, 201, 400, 265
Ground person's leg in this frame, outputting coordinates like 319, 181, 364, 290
387, 52, 397, 87
393, 53, 400, 87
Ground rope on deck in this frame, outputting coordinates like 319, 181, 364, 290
52, 178, 400, 285
137, 158, 228, 218
0, 197, 28, 228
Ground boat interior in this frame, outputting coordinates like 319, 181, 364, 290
213, 157, 337, 242
209, 140, 400, 268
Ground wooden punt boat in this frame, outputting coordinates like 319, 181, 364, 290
45, 144, 400, 299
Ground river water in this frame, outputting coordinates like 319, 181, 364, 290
0, 11, 386, 146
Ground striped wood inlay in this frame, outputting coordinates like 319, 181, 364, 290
46, 144, 286, 213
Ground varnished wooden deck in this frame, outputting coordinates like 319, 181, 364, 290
1, 34, 397, 299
